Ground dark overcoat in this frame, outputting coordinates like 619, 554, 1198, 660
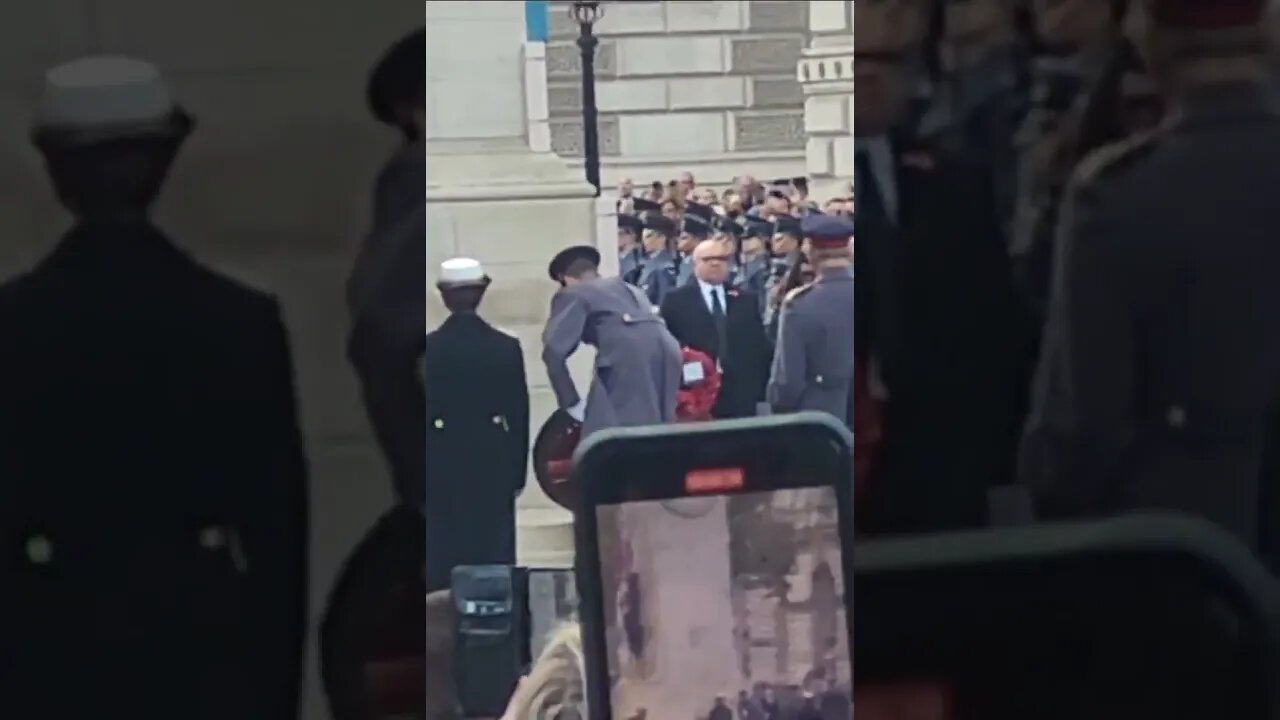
424, 312, 529, 592
0, 222, 309, 718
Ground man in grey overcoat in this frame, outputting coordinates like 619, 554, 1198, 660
541, 245, 683, 438
767, 215, 856, 427
347, 29, 427, 509
1019, 0, 1280, 559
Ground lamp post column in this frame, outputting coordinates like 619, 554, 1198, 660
572, 1, 604, 196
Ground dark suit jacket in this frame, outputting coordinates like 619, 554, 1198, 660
855, 138, 1029, 536
660, 283, 771, 419
0, 222, 308, 719
424, 312, 529, 592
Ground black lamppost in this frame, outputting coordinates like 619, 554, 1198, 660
571, 0, 604, 196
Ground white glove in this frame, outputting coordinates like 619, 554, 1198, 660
567, 400, 586, 423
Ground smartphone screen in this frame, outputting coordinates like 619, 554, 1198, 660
574, 416, 853, 720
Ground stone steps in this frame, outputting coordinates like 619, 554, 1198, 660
516, 504, 575, 569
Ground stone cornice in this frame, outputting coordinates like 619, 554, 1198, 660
426, 182, 597, 203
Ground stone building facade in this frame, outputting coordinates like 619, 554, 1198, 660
799, 0, 854, 201
537, 0, 815, 188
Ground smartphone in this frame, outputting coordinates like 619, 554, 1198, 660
526, 568, 579, 662
573, 413, 854, 720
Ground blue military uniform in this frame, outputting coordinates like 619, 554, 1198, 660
618, 214, 644, 284
677, 204, 715, 286
766, 214, 855, 426
735, 217, 774, 318
636, 213, 679, 307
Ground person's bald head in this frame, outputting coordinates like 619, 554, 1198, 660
693, 238, 732, 285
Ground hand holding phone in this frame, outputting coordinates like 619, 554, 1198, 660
572, 413, 854, 720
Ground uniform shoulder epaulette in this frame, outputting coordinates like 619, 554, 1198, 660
783, 283, 813, 305
1071, 128, 1162, 190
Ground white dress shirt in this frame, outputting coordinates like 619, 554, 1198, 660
697, 279, 727, 315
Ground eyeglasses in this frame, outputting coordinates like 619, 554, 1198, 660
698, 255, 733, 264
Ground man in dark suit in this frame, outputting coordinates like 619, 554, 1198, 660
424, 258, 530, 592
0, 56, 308, 718
348, 28, 428, 509
854, 0, 1029, 536
661, 238, 772, 419
1021, 0, 1280, 556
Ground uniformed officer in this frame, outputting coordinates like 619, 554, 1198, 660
635, 212, 680, 307
348, 27, 427, 509
917, 0, 1030, 229
678, 211, 714, 287
542, 245, 683, 438
677, 203, 715, 287
424, 258, 530, 592
735, 217, 774, 317
767, 214, 856, 426
763, 215, 803, 326
711, 213, 744, 282
1019, 0, 1280, 556
618, 213, 644, 284
1010, 1, 1126, 322
1, 56, 308, 717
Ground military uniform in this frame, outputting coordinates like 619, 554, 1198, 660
2, 57, 308, 718
618, 214, 644, 284
1011, 39, 1132, 326
424, 259, 529, 592
636, 213, 679, 307
542, 275, 683, 438
917, 42, 1029, 228
766, 215, 856, 426
1019, 10, 1280, 551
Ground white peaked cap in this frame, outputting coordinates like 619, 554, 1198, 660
36, 55, 175, 128
438, 257, 487, 285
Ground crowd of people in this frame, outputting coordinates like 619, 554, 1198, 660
854, 0, 1280, 580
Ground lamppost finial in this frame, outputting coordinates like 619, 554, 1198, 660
570, 0, 604, 26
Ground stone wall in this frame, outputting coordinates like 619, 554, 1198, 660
540, 0, 813, 186
0, 4, 422, 719
799, 0, 853, 200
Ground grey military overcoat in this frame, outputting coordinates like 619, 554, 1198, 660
1019, 81, 1280, 552
542, 276, 683, 438
767, 266, 856, 425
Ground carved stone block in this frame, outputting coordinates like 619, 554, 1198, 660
733, 111, 806, 151
547, 83, 583, 114
730, 36, 805, 74
747, 1, 809, 31
545, 40, 617, 79
547, 3, 578, 39
550, 115, 621, 157
750, 76, 803, 108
